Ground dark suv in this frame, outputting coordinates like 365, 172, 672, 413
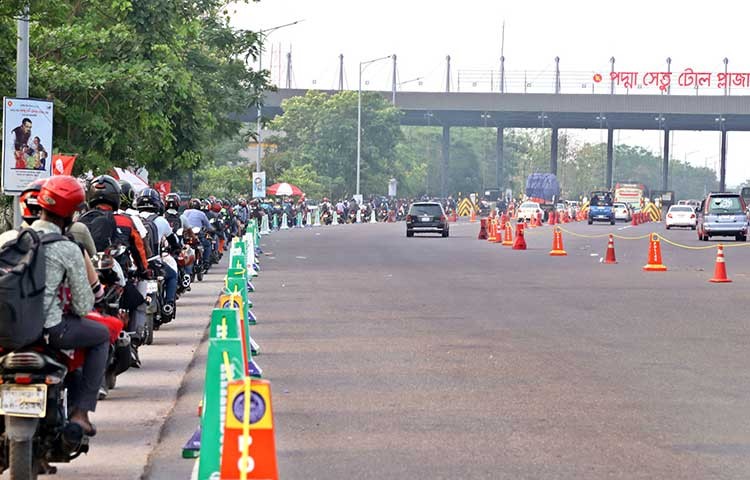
696, 192, 748, 241
406, 202, 449, 237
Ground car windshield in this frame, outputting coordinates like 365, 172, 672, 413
708, 197, 744, 214
410, 204, 442, 216
591, 196, 612, 206
670, 206, 693, 212
614, 204, 626, 209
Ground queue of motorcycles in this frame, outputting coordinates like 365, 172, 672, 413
275, 203, 410, 227
0, 225, 225, 478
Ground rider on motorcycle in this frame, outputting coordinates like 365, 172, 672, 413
181, 198, 215, 266
135, 188, 180, 317
26, 176, 108, 436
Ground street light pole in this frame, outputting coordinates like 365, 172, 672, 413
255, 20, 303, 173
357, 55, 392, 197
12, 4, 30, 228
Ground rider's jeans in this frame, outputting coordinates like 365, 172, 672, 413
164, 264, 177, 304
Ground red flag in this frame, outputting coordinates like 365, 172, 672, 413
154, 181, 171, 196
51, 154, 77, 176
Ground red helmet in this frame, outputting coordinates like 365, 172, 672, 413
38, 175, 86, 219
19, 178, 48, 222
212, 201, 222, 213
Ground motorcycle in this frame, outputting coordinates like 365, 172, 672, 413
91, 245, 132, 396
320, 208, 332, 225
377, 207, 389, 222
0, 293, 125, 476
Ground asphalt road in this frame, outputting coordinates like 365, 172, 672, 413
177, 219, 750, 480
19, 218, 750, 479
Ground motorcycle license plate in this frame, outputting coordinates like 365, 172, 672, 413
0, 385, 47, 418
146, 280, 159, 294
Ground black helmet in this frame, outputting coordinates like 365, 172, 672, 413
88, 175, 122, 210
119, 180, 135, 209
165, 193, 181, 211
189, 198, 201, 210
135, 188, 162, 212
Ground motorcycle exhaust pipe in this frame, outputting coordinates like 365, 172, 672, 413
162, 302, 174, 317
116, 331, 131, 348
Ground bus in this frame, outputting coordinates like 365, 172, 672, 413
614, 183, 645, 210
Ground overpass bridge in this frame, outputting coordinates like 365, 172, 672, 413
246, 88, 750, 195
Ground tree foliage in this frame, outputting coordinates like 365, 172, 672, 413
0, 0, 267, 185
265, 90, 404, 198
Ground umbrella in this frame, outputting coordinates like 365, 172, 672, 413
267, 182, 304, 196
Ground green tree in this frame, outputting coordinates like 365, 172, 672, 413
0, 0, 268, 185
266, 90, 403, 198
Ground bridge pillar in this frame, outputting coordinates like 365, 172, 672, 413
720, 130, 727, 191
550, 127, 559, 175
606, 128, 614, 189
662, 129, 670, 191
496, 127, 504, 189
441, 126, 450, 197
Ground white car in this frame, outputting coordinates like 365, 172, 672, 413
665, 205, 697, 229
517, 201, 543, 221
613, 202, 631, 222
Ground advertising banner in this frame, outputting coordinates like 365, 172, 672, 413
252, 171, 266, 199
2, 97, 54, 194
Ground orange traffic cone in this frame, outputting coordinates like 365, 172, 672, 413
549, 227, 567, 256
470, 208, 477, 223
709, 244, 732, 283
499, 213, 508, 231
477, 218, 488, 240
491, 219, 503, 244
487, 219, 497, 242
512, 222, 527, 250
604, 234, 617, 264
501, 223, 513, 246
643, 233, 667, 271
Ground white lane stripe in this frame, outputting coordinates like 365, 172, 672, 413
618, 225, 633, 231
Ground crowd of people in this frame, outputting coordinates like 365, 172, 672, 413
0, 175, 265, 448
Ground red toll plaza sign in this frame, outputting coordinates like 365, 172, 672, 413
599, 68, 746, 91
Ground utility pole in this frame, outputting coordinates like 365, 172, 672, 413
285, 46, 292, 88
338, 54, 344, 91
392, 54, 397, 105
12, 4, 30, 227
499, 21, 505, 93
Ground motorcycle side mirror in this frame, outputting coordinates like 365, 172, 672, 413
192, 226, 202, 234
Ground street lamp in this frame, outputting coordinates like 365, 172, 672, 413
357, 54, 393, 197
398, 77, 424, 89
255, 19, 303, 173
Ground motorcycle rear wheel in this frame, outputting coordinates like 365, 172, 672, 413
145, 314, 154, 345
9, 439, 37, 480
197, 268, 204, 282
106, 370, 117, 390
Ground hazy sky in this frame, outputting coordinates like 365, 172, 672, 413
231, 0, 750, 187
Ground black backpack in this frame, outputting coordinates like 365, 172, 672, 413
78, 209, 117, 252
0, 229, 66, 349
141, 213, 161, 257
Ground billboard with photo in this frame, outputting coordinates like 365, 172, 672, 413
2, 97, 54, 194
252, 171, 266, 198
